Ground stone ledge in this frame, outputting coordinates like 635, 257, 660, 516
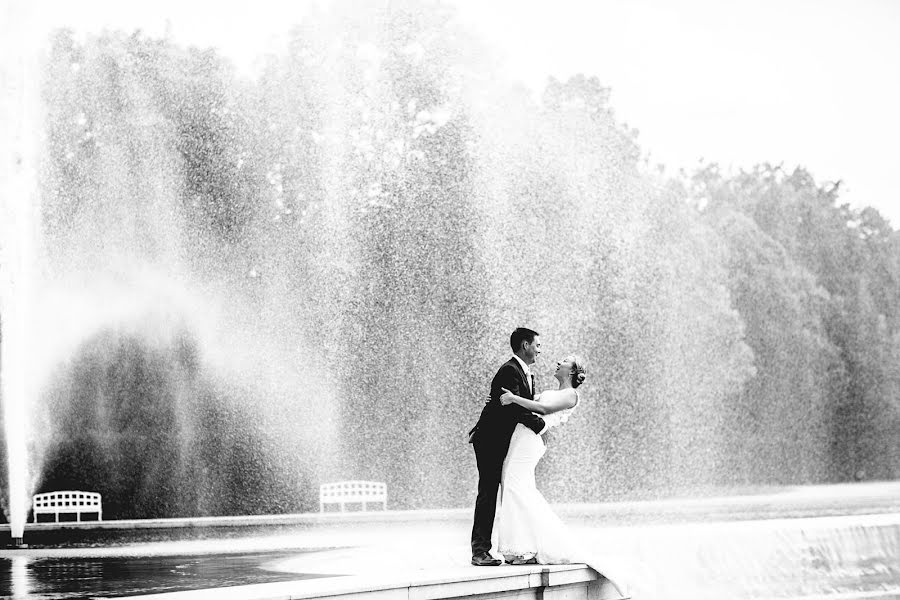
119, 564, 626, 600
0, 510, 471, 532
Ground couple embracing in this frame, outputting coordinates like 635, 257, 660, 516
468, 327, 587, 567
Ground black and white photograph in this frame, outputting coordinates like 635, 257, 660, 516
2, 0, 899, 598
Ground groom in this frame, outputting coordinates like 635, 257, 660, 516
468, 327, 547, 566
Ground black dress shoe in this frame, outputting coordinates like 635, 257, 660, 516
471, 552, 502, 566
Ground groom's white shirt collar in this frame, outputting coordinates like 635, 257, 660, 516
512, 354, 531, 376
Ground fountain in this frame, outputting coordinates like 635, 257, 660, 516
0, 1, 898, 597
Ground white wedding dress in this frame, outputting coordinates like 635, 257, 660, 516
493, 389, 634, 597
495, 389, 581, 563
494, 390, 636, 598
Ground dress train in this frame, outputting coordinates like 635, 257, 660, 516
495, 424, 630, 596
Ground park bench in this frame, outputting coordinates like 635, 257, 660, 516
32, 491, 102, 523
320, 481, 387, 512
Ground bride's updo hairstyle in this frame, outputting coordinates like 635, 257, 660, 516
570, 356, 586, 388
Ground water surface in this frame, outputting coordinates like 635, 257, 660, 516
1, 551, 331, 599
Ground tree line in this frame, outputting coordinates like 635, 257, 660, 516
1, 0, 897, 519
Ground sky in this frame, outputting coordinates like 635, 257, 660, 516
452, 0, 900, 226
18, 0, 900, 227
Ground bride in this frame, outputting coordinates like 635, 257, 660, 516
496, 356, 632, 597
495, 354, 585, 565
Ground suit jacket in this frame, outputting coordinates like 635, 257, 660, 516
469, 358, 546, 458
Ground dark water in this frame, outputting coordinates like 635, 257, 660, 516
0, 551, 331, 599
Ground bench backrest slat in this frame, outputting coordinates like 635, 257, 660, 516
33, 491, 103, 522
319, 481, 387, 512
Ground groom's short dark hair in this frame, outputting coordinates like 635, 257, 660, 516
510, 327, 539, 352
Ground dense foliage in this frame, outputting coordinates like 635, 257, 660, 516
1, 0, 897, 519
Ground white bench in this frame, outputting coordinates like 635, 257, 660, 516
33, 491, 102, 523
320, 481, 387, 512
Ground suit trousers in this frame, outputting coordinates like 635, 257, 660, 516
471, 439, 506, 555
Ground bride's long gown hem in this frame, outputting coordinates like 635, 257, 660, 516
494, 396, 630, 597
496, 424, 580, 564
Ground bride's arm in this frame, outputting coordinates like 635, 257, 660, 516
499, 388, 576, 414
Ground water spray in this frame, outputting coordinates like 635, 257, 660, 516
1, 0, 40, 546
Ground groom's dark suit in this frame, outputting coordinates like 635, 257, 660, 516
469, 358, 546, 556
